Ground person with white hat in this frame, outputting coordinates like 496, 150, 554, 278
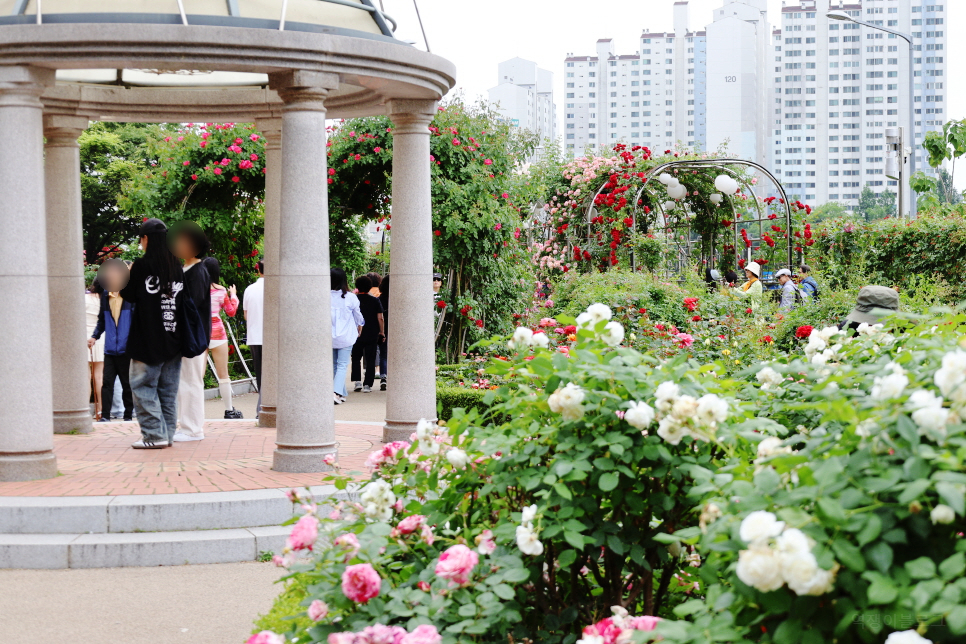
775, 268, 805, 311
731, 262, 763, 311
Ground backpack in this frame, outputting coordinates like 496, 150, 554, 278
179, 291, 209, 358
801, 278, 820, 302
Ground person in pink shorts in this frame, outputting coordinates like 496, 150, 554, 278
202, 256, 242, 418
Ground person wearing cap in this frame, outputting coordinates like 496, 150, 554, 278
841, 286, 900, 332
119, 218, 186, 449
775, 268, 805, 311
730, 262, 764, 311
798, 264, 820, 301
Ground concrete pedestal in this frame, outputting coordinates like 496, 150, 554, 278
44, 114, 93, 435
0, 66, 58, 482
255, 117, 281, 429
269, 71, 339, 472
383, 100, 439, 443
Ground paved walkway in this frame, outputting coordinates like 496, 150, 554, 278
0, 420, 382, 497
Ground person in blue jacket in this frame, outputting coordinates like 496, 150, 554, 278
88, 259, 135, 422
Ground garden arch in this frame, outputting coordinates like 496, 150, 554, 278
0, 1, 455, 482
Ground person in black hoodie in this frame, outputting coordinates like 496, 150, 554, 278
120, 218, 185, 449
170, 222, 211, 442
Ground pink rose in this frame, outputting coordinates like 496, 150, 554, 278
626, 615, 661, 631
434, 544, 478, 586
400, 625, 442, 644
250, 153, 259, 161
250, 134, 260, 142
417, 581, 431, 592
420, 523, 435, 546
213, 168, 222, 175
342, 563, 381, 603
285, 489, 299, 503
396, 514, 426, 535
220, 158, 231, 166
475, 529, 496, 555
286, 514, 318, 551
359, 625, 406, 644
334, 533, 360, 560
307, 599, 329, 622
239, 160, 254, 170
246, 632, 284, 644
228, 145, 243, 154
483, 159, 493, 165
328, 633, 357, 644
182, 161, 190, 166
323, 453, 336, 466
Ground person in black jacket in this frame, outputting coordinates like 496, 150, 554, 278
171, 222, 211, 442
119, 218, 185, 449
351, 275, 385, 393
88, 259, 135, 422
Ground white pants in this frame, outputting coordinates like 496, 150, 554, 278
177, 352, 207, 438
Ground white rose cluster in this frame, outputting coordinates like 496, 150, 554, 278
935, 349, 966, 406
735, 511, 839, 596
756, 366, 784, 391
415, 418, 441, 455
515, 504, 544, 556
574, 303, 626, 347
359, 479, 396, 522
906, 389, 950, 440
507, 326, 550, 351
870, 362, 909, 401
651, 381, 728, 445
548, 382, 586, 422
624, 400, 655, 431
857, 322, 896, 348
804, 326, 843, 364
884, 631, 932, 644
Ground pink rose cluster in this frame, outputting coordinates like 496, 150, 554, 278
364, 441, 410, 470
392, 514, 435, 545
342, 563, 382, 603
328, 624, 442, 644
578, 608, 660, 644
246, 632, 285, 644
434, 544, 478, 587
285, 513, 318, 552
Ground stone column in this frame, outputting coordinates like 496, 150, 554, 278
384, 100, 438, 443
255, 117, 281, 428
44, 113, 93, 435
0, 66, 57, 482
269, 71, 339, 472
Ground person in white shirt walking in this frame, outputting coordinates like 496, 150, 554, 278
331, 268, 364, 404
243, 260, 265, 417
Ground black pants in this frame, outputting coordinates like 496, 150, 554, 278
351, 340, 378, 388
102, 353, 134, 420
249, 344, 262, 412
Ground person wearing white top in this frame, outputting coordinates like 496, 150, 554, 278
330, 268, 364, 404
243, 260, 265, 415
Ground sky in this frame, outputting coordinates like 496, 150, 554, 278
385, 0, 966, 186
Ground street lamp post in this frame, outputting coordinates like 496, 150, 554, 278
827, 10, 917, 219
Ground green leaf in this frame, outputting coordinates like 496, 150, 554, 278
557, 548, 577, 568
833, 538, 866, 572
598, 472, 619, 492
564, 530, 585, 550
652, 532, 681, 544
553, 481, 573, 501
866, 577, 898, 605
904, 556, 937, 580
947, 606, 966, 635
502, 568, 531, 583
939, 552, 966, 581
866, 541, 894, 574
457, 603, 478, 617
857, 514, 882, 547
936, 481, 966, 516
898, 479, 931, 504
492, 584, 515, 600
817, 498, 847, 525
773, 619, 803, 644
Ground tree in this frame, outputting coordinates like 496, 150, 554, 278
808, 201, 849, 223
80, 122, 152, 264
912, 118, 966, 210
936, 168, 962, 205
855, 186, 897, 221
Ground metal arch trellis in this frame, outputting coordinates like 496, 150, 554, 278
623, 158, 795, 281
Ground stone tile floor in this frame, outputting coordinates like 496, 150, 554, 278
0, 420, 381, 497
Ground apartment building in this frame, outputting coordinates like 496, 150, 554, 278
771, 0, 945, 210
487, 57, 557, 158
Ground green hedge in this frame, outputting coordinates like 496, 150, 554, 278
436, 385, 491, 421
551, 269, 692, 328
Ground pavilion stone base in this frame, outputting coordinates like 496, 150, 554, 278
258, 407, 276, 428
0, 453, 57, 483
52, 410, 94, 435
383, 419, 422, 444
272, 445, 337, 474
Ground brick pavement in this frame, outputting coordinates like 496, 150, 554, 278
0, 420, 382, 497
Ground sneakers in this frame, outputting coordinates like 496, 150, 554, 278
333, 392, 343, 405
362, 385, 372, 393
172, 433, 204, 442
354, 382, 363, 392
123, 417, 133, 422
380, 378, 387, 391
132, 438, 168, 449
97, 417, 111, 423
224, 408, 244, 419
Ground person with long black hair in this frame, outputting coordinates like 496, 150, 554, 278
331, 268, 363, 404
377, 274, 389, 390
120, 218, 185, 449
202, 256, 242, 418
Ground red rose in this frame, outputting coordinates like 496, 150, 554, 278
475, 319, 483, 328
746, 308, 753, 314
796, 325, 814, 339
436, 301, 446, 309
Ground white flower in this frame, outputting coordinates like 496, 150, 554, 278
600, 321, 625, 347
818, 326, 841, 342
446, 448, 468, 468
756, 367, 784, 390
670, 395, 699, 421
516, 523, 544, 556
531, 332, 550, 349
776, 528, 811, 557
521, 504, 538, 524
884, 631, 932, 644
735, 543, 785, 592
654, 381, 680, 413
935, 350, 966, 403
857, 322, 884, 337
624, 401, 655, 430
788, 564, 838, 596
360, 479, 396, 522
696, 394, 728, 426
586, 303, 613, 324
418, 437, 440, 455
560, 405, 585, 422
856, 419, 878, 438
871, 366, 909, 401
756, 436, 791, 460
657, 416, 687, 445
577, 636, 605, 644
557, 382, 585, 408
576, 312, 593, 328
415, 418, 435, 440
930, 504, 956, 524
508, 326, 534, 350
739, 511, 785, 544
912, 405, 949, 436
907, 389, 944, 411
